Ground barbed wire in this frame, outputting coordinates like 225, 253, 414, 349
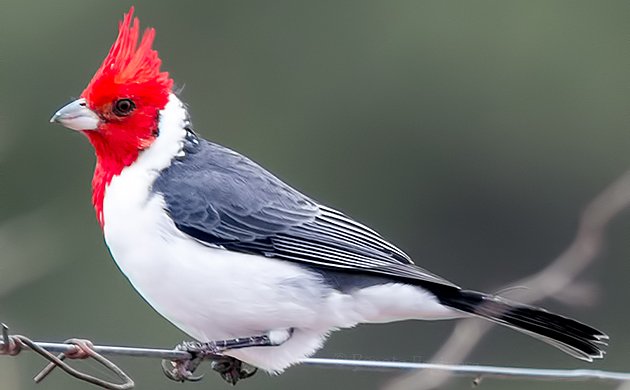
1, 323, 629, 389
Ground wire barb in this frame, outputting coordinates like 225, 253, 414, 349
1, 323, 22, 356
0, 325, 134, 390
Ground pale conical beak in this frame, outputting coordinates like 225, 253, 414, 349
50, 98, 100, 131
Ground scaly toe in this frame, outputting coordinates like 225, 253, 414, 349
211, 357, 258, 385
161, 358, 204, 382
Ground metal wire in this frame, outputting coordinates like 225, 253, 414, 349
302, 358, 630, 382
1, 325, 629, 388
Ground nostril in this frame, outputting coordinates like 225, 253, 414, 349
79, 102, 87, 107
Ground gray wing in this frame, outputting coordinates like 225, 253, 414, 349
152, 137, 456, 288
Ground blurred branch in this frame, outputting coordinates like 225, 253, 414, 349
387, 169, 630, 390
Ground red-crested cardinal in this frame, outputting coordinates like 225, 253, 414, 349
50, 7, 607, 384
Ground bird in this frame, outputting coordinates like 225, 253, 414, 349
50, 7, 607, 384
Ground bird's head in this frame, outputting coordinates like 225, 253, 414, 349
51, 6, 173, 171
51, 7, 174, 224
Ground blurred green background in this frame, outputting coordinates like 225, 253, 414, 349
1, 1, 629, 389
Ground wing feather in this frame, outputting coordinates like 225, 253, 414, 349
153, 138, 457, 288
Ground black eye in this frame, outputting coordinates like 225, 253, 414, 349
113, 99, 135, 116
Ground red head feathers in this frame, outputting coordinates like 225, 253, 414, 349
82, 7, 172, 107
82, 7, 174, 225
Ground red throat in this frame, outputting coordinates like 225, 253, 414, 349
81, 7, 173, 225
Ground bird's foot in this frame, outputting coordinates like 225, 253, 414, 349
161, 340, 258, 384
211, 356, 258, 385
161, 356, 204, 382
161, 341, 218, 382
161, 331, 292, 384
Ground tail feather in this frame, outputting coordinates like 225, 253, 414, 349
438, 290, 608, 361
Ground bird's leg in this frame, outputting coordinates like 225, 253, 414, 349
162, 328, 293, 385
209, 329, 293, 384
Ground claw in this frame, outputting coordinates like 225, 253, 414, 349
211, 356, 258, 385
239, 362, 258, 380
161, 341, 207, 383
161, 358, 204, 382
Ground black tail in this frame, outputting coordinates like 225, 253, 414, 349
438, 290, 608, 361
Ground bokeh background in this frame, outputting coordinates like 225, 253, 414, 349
1, 1, 629, 389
